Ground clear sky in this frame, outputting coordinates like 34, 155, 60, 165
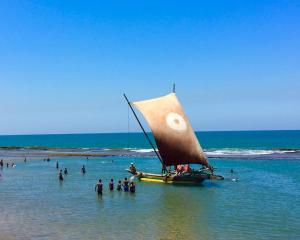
1, 0, 299, 134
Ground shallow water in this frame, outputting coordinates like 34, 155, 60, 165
1, 156, 300, 240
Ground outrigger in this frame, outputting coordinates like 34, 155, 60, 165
124, 88, 224, 184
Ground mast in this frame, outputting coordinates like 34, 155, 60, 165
173, 83, 176, 93
123, 94, 164, 165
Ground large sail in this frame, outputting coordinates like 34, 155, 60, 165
132, 93, 209, 167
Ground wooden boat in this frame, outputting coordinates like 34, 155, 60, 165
126, 169, 224, 184
124, 89, 224, 184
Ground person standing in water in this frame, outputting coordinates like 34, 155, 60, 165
64, 168, 68, 175
117, 180, 122, 191
24, 157, 27, 163
81, 165, 86, 174
59, 170, 64, 181
129, 182, 136, 193
109, 179, 114, 191
123, 178, 129, 192
0, 159, 3, 168
95, 179, 103, 195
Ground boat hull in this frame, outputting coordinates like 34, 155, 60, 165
127, 169, 224, 184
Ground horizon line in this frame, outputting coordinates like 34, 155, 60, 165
0, 129, 299, 137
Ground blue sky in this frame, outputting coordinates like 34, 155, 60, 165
0, 0, 299, 134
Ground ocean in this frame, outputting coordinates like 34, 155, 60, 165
0, 131, 300, 239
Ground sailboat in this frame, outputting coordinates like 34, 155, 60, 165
124, 91, 224, 184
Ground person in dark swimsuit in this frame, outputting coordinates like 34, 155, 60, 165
123, 178, 129, 192
117, 180, 122, 191
81, 165, 86, 174
109, 179, 114, 191
95, 179, 103, 195
129, 182, 136, 193
59, 170, 64, 181
56, 161, 59, 169
64, 168, 68, 175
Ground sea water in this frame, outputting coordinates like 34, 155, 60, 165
0, 131, 299, 240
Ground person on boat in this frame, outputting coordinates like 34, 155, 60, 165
109, 179, 114, 191
56, 161, 59, 169
129, 163, 137, 174
117, 180, 122, 191
183, 164, 191, 172
129, 182, 136, 193
176, 165, 184, 174
64, 168, 68, 175
59, 170, 64, 181
123, 178, 129, 192
95, 179, 103, 195
81, 165, 86, 174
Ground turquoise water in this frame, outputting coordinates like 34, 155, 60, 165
0, 131, 300, 239
0, 130, 300, 149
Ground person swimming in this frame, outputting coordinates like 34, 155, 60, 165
64, 168, 68, 175
81, 165, 86, 174
123, 178, 129, 192
117, 180, 122, 191
59, 170, 64, 181
109, 179, 114, 191
95, 179, 103, 195
129, 182, 136, 193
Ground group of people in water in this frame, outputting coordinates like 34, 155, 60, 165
0, 159, 16, 168
95, 177, 136, 195
56, 161, 86, 181
55, 160, 136, 194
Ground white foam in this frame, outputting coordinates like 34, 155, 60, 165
205, 149, 278, 156
130, 148, 155, 153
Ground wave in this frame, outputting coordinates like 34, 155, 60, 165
205, 149, 298, 156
